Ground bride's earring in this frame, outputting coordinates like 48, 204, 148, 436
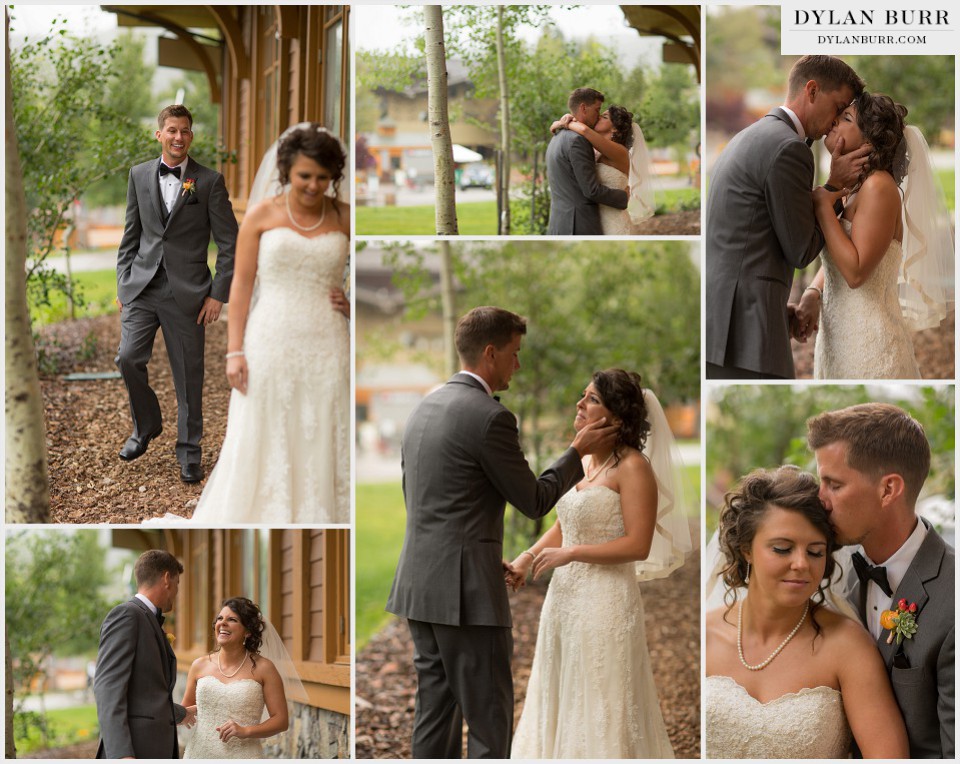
745, 562, 751, 586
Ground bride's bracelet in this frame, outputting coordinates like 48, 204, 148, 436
225, 350, 245, 359
520, 549, 536, 561
803, 286, 823, 300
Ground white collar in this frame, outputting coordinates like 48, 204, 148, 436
459, 370, 492, 396
135, 592, 161, 616
864, 517, 927, 594
779, 106, 806, 140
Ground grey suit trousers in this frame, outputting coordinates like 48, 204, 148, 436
409, 619, 514, 759
115, 268, 205, 466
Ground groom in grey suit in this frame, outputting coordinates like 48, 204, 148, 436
387, 306, 616, 758
95, 549, 193, 759
706, 55, 867, 379
545, 87, 628, 235
115, 104, 237, 483
810, 403, 955, 758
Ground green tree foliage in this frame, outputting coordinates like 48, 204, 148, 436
706, 385, 955, 510
84, 31, 157, 208
10, 16, 155, 313
640, 63, 700, 162
846, 55, 954, 145
6, 531, 116, 744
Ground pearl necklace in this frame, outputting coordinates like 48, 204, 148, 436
584, 451, 615, 482
285, 192, 326, 231
737, 599, 808, 671
217, 649, 248, 678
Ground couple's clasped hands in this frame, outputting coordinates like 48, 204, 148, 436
504, 416, 618, 592
180, 706, 248, 742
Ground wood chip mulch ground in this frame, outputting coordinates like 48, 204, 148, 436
36, 313, 229, 523
356, 530, 701, 759
634, 210, 701, 236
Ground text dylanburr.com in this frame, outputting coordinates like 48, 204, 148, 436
781, 5, 956, 55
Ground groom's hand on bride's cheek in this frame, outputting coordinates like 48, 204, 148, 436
827, 139, 872, 190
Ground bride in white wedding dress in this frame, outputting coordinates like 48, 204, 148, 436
180, 598, 304, 759
189, 124, 350, 523
704, 467, 908, 758
551, 106, 656, 234
507, 370, 691, 758
795, 93, 952, 379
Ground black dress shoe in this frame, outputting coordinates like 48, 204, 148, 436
119, 427, 162, 461
180, 463, 205, 483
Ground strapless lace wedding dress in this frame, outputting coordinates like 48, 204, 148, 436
814, 219, 920, 379
511, 486, 674, 759
183, 677, 264, 759
596, 163, 633, 235
705, 675, 852, 758
192, 227, 350, 523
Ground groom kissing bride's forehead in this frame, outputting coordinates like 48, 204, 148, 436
808, 403, 954, 759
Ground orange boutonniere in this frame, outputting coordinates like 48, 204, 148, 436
165, 631, 176, 646
181, 178, 196, 196
881, 598, 919, 645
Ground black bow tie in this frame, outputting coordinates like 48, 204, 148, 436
804, 137, 814, 147
493, 395, 501, 402
851, 551, 892, 597
156, 610, 166, 627
159, 163, 181, 179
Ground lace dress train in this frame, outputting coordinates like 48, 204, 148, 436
183, 677, 265, 759
192, 228, 350, 523
511, 487, 674, 759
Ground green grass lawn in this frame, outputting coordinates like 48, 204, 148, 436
356, 186, 700, 236
15, 703, 99, 753
30, 268, 119, 327
356, 457, 702, 649
356, 482, 407, 650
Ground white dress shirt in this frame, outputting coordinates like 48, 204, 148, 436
459, 370, 493, 396
862, 518, 927, 639
158, 156, 189, 214
779, 105, 806, 141
135, 591, 162, 617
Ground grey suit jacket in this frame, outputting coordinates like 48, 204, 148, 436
546, 128, 628, 235
849, 520, 955, 758
386, 373, 584, 628
705, 108, 825, 377
117, 157, 237, 316
95, 598, 186, 759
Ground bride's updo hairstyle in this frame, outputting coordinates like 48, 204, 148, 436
218, 597, 266, 665
590, 368, 649, 467
276, 123, 347, 208
607, 105, 635, 149
853, 92, 909, 186
717, 466, 837, 634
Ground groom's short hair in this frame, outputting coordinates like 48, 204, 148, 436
135, 549, 184, 588
157, 104, 194, 129
568, 87, 604, 114
786, 55, 865, 100
807, 403, 930, 505
455, 307, 527, 365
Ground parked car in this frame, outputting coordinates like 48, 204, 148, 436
459, 164, 494, 190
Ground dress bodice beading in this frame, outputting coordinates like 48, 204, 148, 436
814, 218, 919, 379
183, 677, 265, 759
705, 675, 852, 758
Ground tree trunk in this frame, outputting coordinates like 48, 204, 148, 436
495, 6, 511, 235
424, 6, 459, 235
438, 240, 458, 377
5, 10, 51, 523
5, 626, 15, 759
